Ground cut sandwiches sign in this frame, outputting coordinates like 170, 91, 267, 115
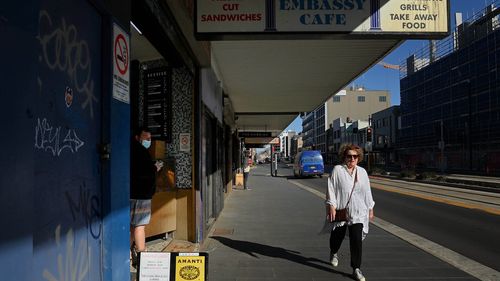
198, 0, 266, 32
196, 0, 449, 39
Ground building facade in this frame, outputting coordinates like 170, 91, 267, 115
279, 130, 296, 159
372, 106, 401, 166
398, 4, 500, 174
290, 134, 303, 162
315, 88, 390, 162
301, 111, 315, 150
0, 1, 241, 279
325, 87, 391, 127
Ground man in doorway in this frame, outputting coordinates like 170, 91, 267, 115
130, 127, 162, 267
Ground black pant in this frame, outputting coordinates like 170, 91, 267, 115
329, 223, 363, 269
243, 172, 249, 189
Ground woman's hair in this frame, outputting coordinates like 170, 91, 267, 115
338, 143, 364, 163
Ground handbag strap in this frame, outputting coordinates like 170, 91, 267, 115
344, 168, 357, 208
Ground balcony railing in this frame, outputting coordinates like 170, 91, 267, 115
400, 1, 500, 79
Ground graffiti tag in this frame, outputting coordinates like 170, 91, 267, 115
35, 118, 85, 157
65, 182, 102, 239
42, 225, 90, 281
38, 10, 97, 118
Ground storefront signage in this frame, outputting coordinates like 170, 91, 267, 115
143, 67, 172, 142
112, 23, 130, 103
179, 133, 191, 152
196, 0, 449, 39
138, 252, 171, 281
175, 253, 207, 281
197, 0, 266, 32
238, 131, 273, 138
137, 252, 208, 281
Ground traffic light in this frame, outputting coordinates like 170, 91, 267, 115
366, 128, 372, 142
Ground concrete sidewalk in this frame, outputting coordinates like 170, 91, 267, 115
202, 166, 479, 281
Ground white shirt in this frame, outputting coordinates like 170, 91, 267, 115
323, 164, 375, 238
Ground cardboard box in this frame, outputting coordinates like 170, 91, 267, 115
235, 173, 244, 186
149, 140, 165, 159
156, 166, 175, 192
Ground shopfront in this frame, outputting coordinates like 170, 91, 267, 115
130, 0, 200, 242
1, 1, 132, 280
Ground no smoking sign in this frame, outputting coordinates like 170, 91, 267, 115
114, 33, 128, 75
179, 133, 190, 152
112, 23, 130, 104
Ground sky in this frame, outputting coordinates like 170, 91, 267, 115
284, 0, 495, 134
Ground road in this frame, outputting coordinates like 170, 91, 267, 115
267, 163, 500, 272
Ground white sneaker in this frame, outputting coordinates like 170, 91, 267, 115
329, 252, 338, 267
353, 268, 366, 281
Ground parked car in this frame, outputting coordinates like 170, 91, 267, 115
293, 150, 324, 178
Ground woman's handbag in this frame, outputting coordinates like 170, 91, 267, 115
333, 170, 357, 222
333, 208, 348, 222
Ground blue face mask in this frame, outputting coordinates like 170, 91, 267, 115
141, 140, 151, 149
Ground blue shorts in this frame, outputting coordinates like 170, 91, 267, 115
130, 199, 152, 226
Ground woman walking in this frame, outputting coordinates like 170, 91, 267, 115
325, 144, 375, 281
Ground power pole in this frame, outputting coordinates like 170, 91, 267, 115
439, 120, 444, 173
367, 116, 372, 172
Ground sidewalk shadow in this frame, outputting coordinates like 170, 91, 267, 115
210, 236, 351, 277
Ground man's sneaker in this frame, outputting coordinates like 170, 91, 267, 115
353, 268, 366, 281
329, 252, 338, 267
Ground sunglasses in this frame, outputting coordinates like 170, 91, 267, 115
346, 154, 359, 159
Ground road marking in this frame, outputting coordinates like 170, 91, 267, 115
370, 182, 500, 216
372, 218, 500, 281
288, 180, 325, 199
288, 179, 500, 281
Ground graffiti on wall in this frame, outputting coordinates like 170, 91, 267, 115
42, 225, 90, 281
37, 10, 97, 118
35, 118, 85, 157
65, 182, 101, 239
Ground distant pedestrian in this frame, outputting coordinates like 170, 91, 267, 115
243, 156, 251, 190
323, 144, 375, 281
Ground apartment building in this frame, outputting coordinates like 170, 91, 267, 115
372, 106, 401, 166
325, 87, 391, 127
279, 130, 296, 159
398, 4, 500, 174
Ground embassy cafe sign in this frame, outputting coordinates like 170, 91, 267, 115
196, 0, 449, 39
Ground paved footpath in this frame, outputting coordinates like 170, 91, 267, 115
202, 166, 479, 281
